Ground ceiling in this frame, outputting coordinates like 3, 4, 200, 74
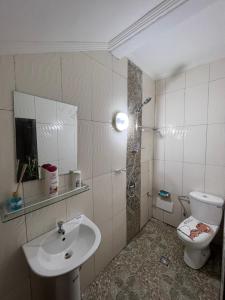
0, 0, 225, 79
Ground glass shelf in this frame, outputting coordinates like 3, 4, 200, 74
0, 184, 89, 223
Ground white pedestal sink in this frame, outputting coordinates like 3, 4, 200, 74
23, 215, 101, 300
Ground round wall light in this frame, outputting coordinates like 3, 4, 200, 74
113, 112, 129, 132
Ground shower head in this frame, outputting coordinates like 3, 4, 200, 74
135, 97, 152, 113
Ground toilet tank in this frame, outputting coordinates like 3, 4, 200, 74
189, 191, 224, 225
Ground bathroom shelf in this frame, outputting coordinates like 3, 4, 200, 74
0, 184, 89, 223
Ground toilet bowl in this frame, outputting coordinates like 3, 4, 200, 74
177, 192, 224, 269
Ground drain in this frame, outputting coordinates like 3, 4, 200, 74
160, 256, 170, 266
64, 251, 73, 260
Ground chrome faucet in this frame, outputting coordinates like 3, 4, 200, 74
57, 221, 65, 235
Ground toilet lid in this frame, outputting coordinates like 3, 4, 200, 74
177, 216, 218, 243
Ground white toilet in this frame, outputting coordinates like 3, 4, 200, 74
177, 191, 224, 269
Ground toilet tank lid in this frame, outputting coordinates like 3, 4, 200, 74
189, 191, 224, 207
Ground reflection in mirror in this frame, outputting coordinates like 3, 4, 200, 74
14, 92, 77, 182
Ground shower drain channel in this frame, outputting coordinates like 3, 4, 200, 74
160, 256, 170, 266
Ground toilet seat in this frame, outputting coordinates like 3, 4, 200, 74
177, 216, 218, 247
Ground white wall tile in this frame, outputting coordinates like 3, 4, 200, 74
86, 51, 112, 70
205, 165, 225, 198
210, 57, 225, 81
26, 200, 67, 241
184, 125, 207, 164
15, 54, 61, 101
94, 219, 113, 274
155, 94, 165, 128
111, 128, 127, 170
153, 133, 165, 160
141, 130, 153, 162
2, 278, 31, 300
183, 163, 205, 195
92, 62, 113, 122
153, 160, 165, 194
77, 120, 93, 180
141, 161, 149, 196
0, 55, 15, 110
57, 102, 77, 126
0, 217, 28, 297
112, 172, 126, 216
112, 72, 127, 115
166, 73, 185, 92
80, 257, 95, 292
92, 123, 112, 177
186, 64, 209, 88
14, 92, 35, 119
166, 90, 185, 127
206, 124, 225, 166
208, 78, 225, 124
156, 79, 165, 95
112, 56, 127, 78
165, 131, 183, 162
35, 96, 57, 124
185, 84, 208, 125
165, 161, 182, 195
61, 53, 93, 120
67, 179, 93, 221
93, 173, 112, 226
112, 210, 126, 257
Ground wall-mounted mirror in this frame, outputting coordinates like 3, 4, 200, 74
14, 92, 77, 182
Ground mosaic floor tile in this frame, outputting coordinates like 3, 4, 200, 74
82, 219, 221, 300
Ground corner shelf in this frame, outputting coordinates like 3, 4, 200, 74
0, 184, 89, 223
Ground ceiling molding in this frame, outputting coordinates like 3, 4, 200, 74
0, 41, 108, 55
108, 0, 189, 51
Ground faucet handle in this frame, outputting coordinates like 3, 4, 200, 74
57, 220, 64, 228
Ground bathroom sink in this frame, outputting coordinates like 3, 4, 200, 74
23, 215, 101, 277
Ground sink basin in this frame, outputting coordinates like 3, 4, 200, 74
23, 215, 101, 277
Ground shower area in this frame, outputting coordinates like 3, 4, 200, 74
126, 60, 154, 241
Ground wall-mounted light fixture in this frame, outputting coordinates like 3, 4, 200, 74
113, 112, 129, 132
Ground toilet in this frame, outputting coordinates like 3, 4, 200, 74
177, 191, 224, 269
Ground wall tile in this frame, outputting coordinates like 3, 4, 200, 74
153, 133, 165, 160
165, 161, 182, 195
92, 122, 112, 177
183, 163, 205, 195
26, 200, 67, 241
185, 84, 208, 125
205, 165, 225, 198
141, 161, 149, 196
184, 125, 207, 164
112, 72, 127, 115
163, 195, 182, 227
155, 94, 165, 128
15, 54, 61, 100
61, 53, 93, 120
23, 179, 45, 201
111, 128, 127, 170
112, 210, 126, 257
166, 90, 185, 127
77, 120, 93, 180
152, 196, 164, 222
210, 57, 225, 81
153, 160, 165, 194
206, 124, 225, 166
141, 130, 153, 162
0, 217, 28, 297
156, 79, 165, 95
166, 73, 185, 92
2, 279, 31, 300
208, 78, 225, 124
93, 173, 112, 226
92, 62, 113, 122
165, 131, 183, 162
186, 64, 209, 88
112, 172, 126, 216
14, 92, 35, 119
86, 51, 112, 70
66, 179, 93, 221
0, 111, 17, 204
94, 219, 113, 274
0, 55, 15, 111
148, 160, 153, 196
112, 56, 127, 78
141, 194, 149, 228
142, 72, 155, 128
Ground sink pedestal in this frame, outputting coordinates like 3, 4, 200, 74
56, 268, 81, 300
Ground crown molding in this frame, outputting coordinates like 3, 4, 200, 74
108, 0, 189, 51
0, 41, 108, 55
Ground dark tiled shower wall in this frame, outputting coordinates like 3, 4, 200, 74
127, 61, 142, 242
